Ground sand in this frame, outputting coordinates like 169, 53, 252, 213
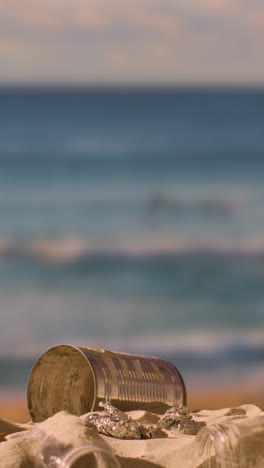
0, 393, 264, 468
0, 400, 263, 467
0, 388, 262, 424
0, 397, 30, 424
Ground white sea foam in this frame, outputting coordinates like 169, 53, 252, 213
79, 328, 264, 355
2, 235, 264, 263
1, 327, 263, 360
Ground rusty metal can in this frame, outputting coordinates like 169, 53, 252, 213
27, 344, 186, 422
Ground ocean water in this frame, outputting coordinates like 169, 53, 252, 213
0, 87, 264, 397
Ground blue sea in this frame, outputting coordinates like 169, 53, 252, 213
0, 87, 264, 399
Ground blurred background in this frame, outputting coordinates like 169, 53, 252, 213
0, 0, 264, 419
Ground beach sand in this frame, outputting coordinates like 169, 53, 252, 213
0, 389, 262, 423
188, 389, 263, 412
0, 397, 29, 423
0, 401, 263, 468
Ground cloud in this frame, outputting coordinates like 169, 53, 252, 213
0, 0, 263, 84
0, 0, 179, 34
0, 0, 262, 40
199, 0, 230, 11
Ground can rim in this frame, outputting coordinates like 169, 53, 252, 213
27, 343, 98, 420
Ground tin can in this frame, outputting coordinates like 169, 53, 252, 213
27, 344, 186, 422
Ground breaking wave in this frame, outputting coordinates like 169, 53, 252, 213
2, 235, 264, 264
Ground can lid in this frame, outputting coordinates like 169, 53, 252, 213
27, 344, 96, 422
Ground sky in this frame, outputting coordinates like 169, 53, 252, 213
0, 0, 263, 86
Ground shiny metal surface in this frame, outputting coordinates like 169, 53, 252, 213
27, 344, 186, 422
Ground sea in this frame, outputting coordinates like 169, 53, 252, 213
0, 86, 264, 399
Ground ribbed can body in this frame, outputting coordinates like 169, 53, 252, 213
27, 344, 186, 422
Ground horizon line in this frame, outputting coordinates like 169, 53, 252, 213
0, 81, 264, 91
